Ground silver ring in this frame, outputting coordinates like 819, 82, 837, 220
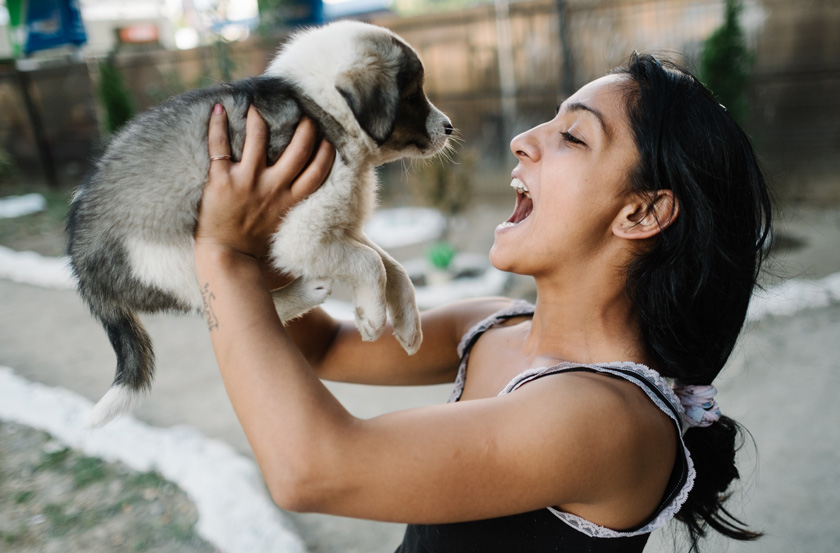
209, 154, 231, 161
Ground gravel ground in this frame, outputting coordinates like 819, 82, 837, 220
0, 420, 216, 553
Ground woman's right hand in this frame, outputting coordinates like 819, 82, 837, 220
195, 104, 335, 263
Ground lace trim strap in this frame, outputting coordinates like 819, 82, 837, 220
455, 299, 534, 358
449, 300, 535, 403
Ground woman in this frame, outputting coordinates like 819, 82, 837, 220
194, 53, 771, 552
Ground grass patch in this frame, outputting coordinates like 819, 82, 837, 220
14, 490, 35, 505
71, 456, 108, 488
1, 528, 23, 545
36, 447, 71, 471
128, 470, 169, 488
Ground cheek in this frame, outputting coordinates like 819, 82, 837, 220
538, 172, 623, 246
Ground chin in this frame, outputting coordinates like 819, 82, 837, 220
488, 241, 517, 275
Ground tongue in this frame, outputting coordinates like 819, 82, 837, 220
508, 195, 533, 224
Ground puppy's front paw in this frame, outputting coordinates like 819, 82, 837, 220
273, 277, 333, 322
300, 277, 333, 305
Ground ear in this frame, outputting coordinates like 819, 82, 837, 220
613, 190, 679, 240
336, 68, 399, 145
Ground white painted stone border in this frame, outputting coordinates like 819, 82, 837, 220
2, 243, 839, 319
0, 366, 306, 553
0, 193, 46, 219
0, 245, 75, 290
747, 273, 840, 321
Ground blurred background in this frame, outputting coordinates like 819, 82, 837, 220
0, 0, 837, 201
0, 1, 838, 553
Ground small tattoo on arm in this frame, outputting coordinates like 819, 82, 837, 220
201, 283, 219, 331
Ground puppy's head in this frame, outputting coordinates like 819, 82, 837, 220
267, 21, 451, 162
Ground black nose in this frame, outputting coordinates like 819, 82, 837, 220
443, 122, 453, 136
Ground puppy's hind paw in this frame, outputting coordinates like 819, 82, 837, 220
355, 305, 386, 342
392, 308, 422, 355
395, 325, 423, 355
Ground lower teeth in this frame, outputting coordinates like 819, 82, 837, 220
497, 221, 516, 228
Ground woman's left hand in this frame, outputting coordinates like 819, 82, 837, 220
195, 104, 335, 261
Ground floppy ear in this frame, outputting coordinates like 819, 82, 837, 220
613, 190, 679, 240
336, 68, 399, 145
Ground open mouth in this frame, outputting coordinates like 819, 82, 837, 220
498, 177, 533, 229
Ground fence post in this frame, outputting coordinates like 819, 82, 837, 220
557, 0, 573, 98
15, 65, 59, 187
494, 0, 518, 143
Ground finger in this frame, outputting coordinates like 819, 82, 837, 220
240, 105, 269, 171
271, 117, 320, 185
290, 139, 335, 201
207, 103, 231, 172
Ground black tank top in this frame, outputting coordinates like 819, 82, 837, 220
394, 301, 694, 553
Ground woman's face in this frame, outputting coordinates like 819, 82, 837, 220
489, 74, 640, 278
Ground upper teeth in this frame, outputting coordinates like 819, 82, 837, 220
511, 177, 531, 198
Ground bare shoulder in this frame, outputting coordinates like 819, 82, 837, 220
506, 371, 678, 527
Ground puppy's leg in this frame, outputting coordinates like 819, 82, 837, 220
271, 276, 333, 322
362, 239, 423, 355
318, 240, 388, 342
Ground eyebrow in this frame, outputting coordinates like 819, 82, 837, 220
563, 102, 609, 138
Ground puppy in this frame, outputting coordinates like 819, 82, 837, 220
67, 21, 452, 426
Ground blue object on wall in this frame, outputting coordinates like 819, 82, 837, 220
285, 0, 324, 25
24, 0, 87, 55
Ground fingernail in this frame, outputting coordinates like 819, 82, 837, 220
213, 103, 224, 114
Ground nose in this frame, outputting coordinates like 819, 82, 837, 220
443, 121, 453, 136
510, 128, 538, 162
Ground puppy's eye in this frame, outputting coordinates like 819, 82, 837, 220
405, 88, 422, 102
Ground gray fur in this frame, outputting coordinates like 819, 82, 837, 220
67, 21, 452, 426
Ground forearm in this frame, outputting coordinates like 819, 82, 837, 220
195, 246, 354, 503
283, 306, 343, 372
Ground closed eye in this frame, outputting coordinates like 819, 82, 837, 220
561, 131, 585, 146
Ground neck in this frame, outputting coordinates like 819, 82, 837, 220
525, 265, 649, 367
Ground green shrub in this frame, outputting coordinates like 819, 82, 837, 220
98, 54, 135, 134
0, 148, 16, 184
699, 0, 754, 125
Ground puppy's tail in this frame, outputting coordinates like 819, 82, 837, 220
89, 309, 154, 428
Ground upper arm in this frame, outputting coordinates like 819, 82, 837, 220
289, 297, 515, 386
279, 373, 665, 525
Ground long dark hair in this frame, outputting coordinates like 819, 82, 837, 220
614, 53, 771, 550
